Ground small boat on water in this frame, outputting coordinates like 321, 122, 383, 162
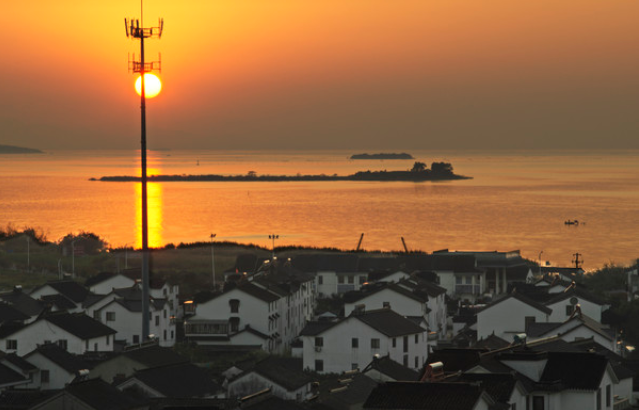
564, 220, 579, 225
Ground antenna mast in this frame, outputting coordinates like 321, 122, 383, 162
572, 253, 583, 270
124, 4, 164, 342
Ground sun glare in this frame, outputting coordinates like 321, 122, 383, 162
135, 73, 162, 98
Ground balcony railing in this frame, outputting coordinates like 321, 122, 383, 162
455, 284, 480, 295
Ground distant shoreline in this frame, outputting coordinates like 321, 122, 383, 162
0, 144, 43, 154
350, 153, 414, 160
93, 167, 470, 183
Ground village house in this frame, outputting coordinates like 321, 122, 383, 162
0, 311, 116, 356
22, 343, 90, 390
30, 280, 94, 314
300, 308, 428, 374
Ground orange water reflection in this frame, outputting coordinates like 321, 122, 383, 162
135, 167, 163, 249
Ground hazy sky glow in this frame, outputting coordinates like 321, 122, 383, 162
2, 0, 639, 151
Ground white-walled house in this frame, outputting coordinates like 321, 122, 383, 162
0, 312, 116, 356
22, 343, 90, 390
343, 284, 428, 318
476, 293, 552, 342
529, 311, 617, 351
544, 288, 608, 323
397, 280, 448, 340
299, 308, 428, 374
29, 280, 93, 313
186, 283, 283, 352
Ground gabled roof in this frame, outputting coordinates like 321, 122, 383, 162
355, 309, 425, 337
40, 293, 77, 310
0, 288, 44, 317
480, 292, 552, 315
544, 287, 605, 307
44, 312, 117, 339
300, 321, 339, 336
426, 348, 486, 373
58, 378, 145, 410
0, 362, 28, 387
121, 344, 188, 368
539, 352, 610, 390
569, 338, 636, 380
1, 352, 38, 372
250, 357, 313, 390
32, 280, 92, 304
559, 312, 615, 341
364, 381, 490, 409
475, 334, 510, 350
125, 362, 220, 397
120, 268, 166, 289
0, 302, 30, 322
362, 355, 420, 381
318, 373, 378, 408
24, 343, 90, 373
237, 283, 280, 303
454, 373, 521, 404
343, 283, 426, 305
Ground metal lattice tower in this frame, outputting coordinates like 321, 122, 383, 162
124, 6, 163, 342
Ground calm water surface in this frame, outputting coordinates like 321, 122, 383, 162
1, 149, 638, 270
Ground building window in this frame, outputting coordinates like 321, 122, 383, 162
315, 337, 324, 347
456, 276, 462, 285
93, 311, 101, 321
511, 405, 516, 410
163, 310, 167, 319
352, 338, 359, 348
57, 340, 68, 350
155, 315, 160, 326
338, 276, 345, 284
164, 330, 167, 340
230, 317, 240, 332
606, 384, 611, 407
6, 340, 17, 350
371, 338, 380, 349
403, 336, 408, 352
318, 275, 323, 285
133, 335, 140, 344
230, 299, 240, 313
348, 276, 354, 284
403, 355, 408, 366
532, 396, 544, 410
383, 302, 390, 308
392, 338, 396, 348
94, 343, 98, 351
106, 335, 110, 345
415, 334, 419, 343
106, 312, 115, 322
359, 276, 366, 284
415, 356, 419, 368
525, 316, 536, 328
171, 330, 174, 339
315, 360, 324, 372
41, 370, 50, 383
566, 305, 574, 316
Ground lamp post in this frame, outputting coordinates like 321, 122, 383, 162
269, 234, 279, 260
538, 251, 543, 279
26, 236, 30, 273
210, 234, 217, 289
125, 6, 163, 341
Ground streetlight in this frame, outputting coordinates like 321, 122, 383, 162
538, 250, 543, 279
210, 234, 217, 289
26, 236, 30, 273
269, 234, 279, 260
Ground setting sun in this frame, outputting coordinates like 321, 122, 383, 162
135, 73, 162, 98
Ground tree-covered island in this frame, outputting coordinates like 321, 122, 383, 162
93, 161, 470, 182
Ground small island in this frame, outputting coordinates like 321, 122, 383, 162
0, 144, 43, 154
350, 153, 414, 160
93, 161, 470, 182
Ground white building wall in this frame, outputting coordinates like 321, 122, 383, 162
546, 298, 604, 322
436, 271, 455, 298
196, 289, 272, 336
227, 372, 309, 401
88, 276, 135, 295
317, 271, 338, 297
477, 298, 549, 341
99, 301, 175, 347
0, 321, 91, 356
344, 290, 426, 317
23, 355, 76, 390
302, 318, 427, 374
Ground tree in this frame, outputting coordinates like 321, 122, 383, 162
411, 161, 427, 173
431, 162, 454, 175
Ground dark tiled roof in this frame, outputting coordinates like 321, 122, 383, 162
2, 353, 38, 372
455, 373, 519, 404
319, 373, 378, 408
237, 283, 280, 303
425, 349, 486, 373
357, 257, 403, 273
544, 287, 605, 307
35, 280, 92, 304
64, 378, 146, 410
569, 338, 636, 380
0, 302, 30, 322
40, 294, 77, 310
355, 309, 425, 337
128, 362, 220, 398
539, 352, 609, 390
252, 357, 313, 390
363, 355, 420, 381
0, 389, 58, 409
122, 345, 188, 368
0, 289, 44, 317
242, 395, 308, 410
481, 292, 552, 315
364, 381, 487, 409
300, 321, 339, 336
25, 343, 90, 373
475, 334, 510, 350
45, 312, 116, 339
526, 322, 562, 338
83, 272, 118, 288
343, 283, 425, 305
0, 362, 28, 386
120, 268, 166, 289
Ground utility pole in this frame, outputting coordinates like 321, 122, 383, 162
572, 253, 583, 270
125, 2, 163, 342
210, 234, 217, 289
269, 234, 279, 260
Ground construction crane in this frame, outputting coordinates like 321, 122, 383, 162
356, 233, 364, 251
401, 237, 409, 253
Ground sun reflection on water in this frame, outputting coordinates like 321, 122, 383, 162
135, 167, 163, 249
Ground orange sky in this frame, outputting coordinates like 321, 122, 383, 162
2, 0, 639, 150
